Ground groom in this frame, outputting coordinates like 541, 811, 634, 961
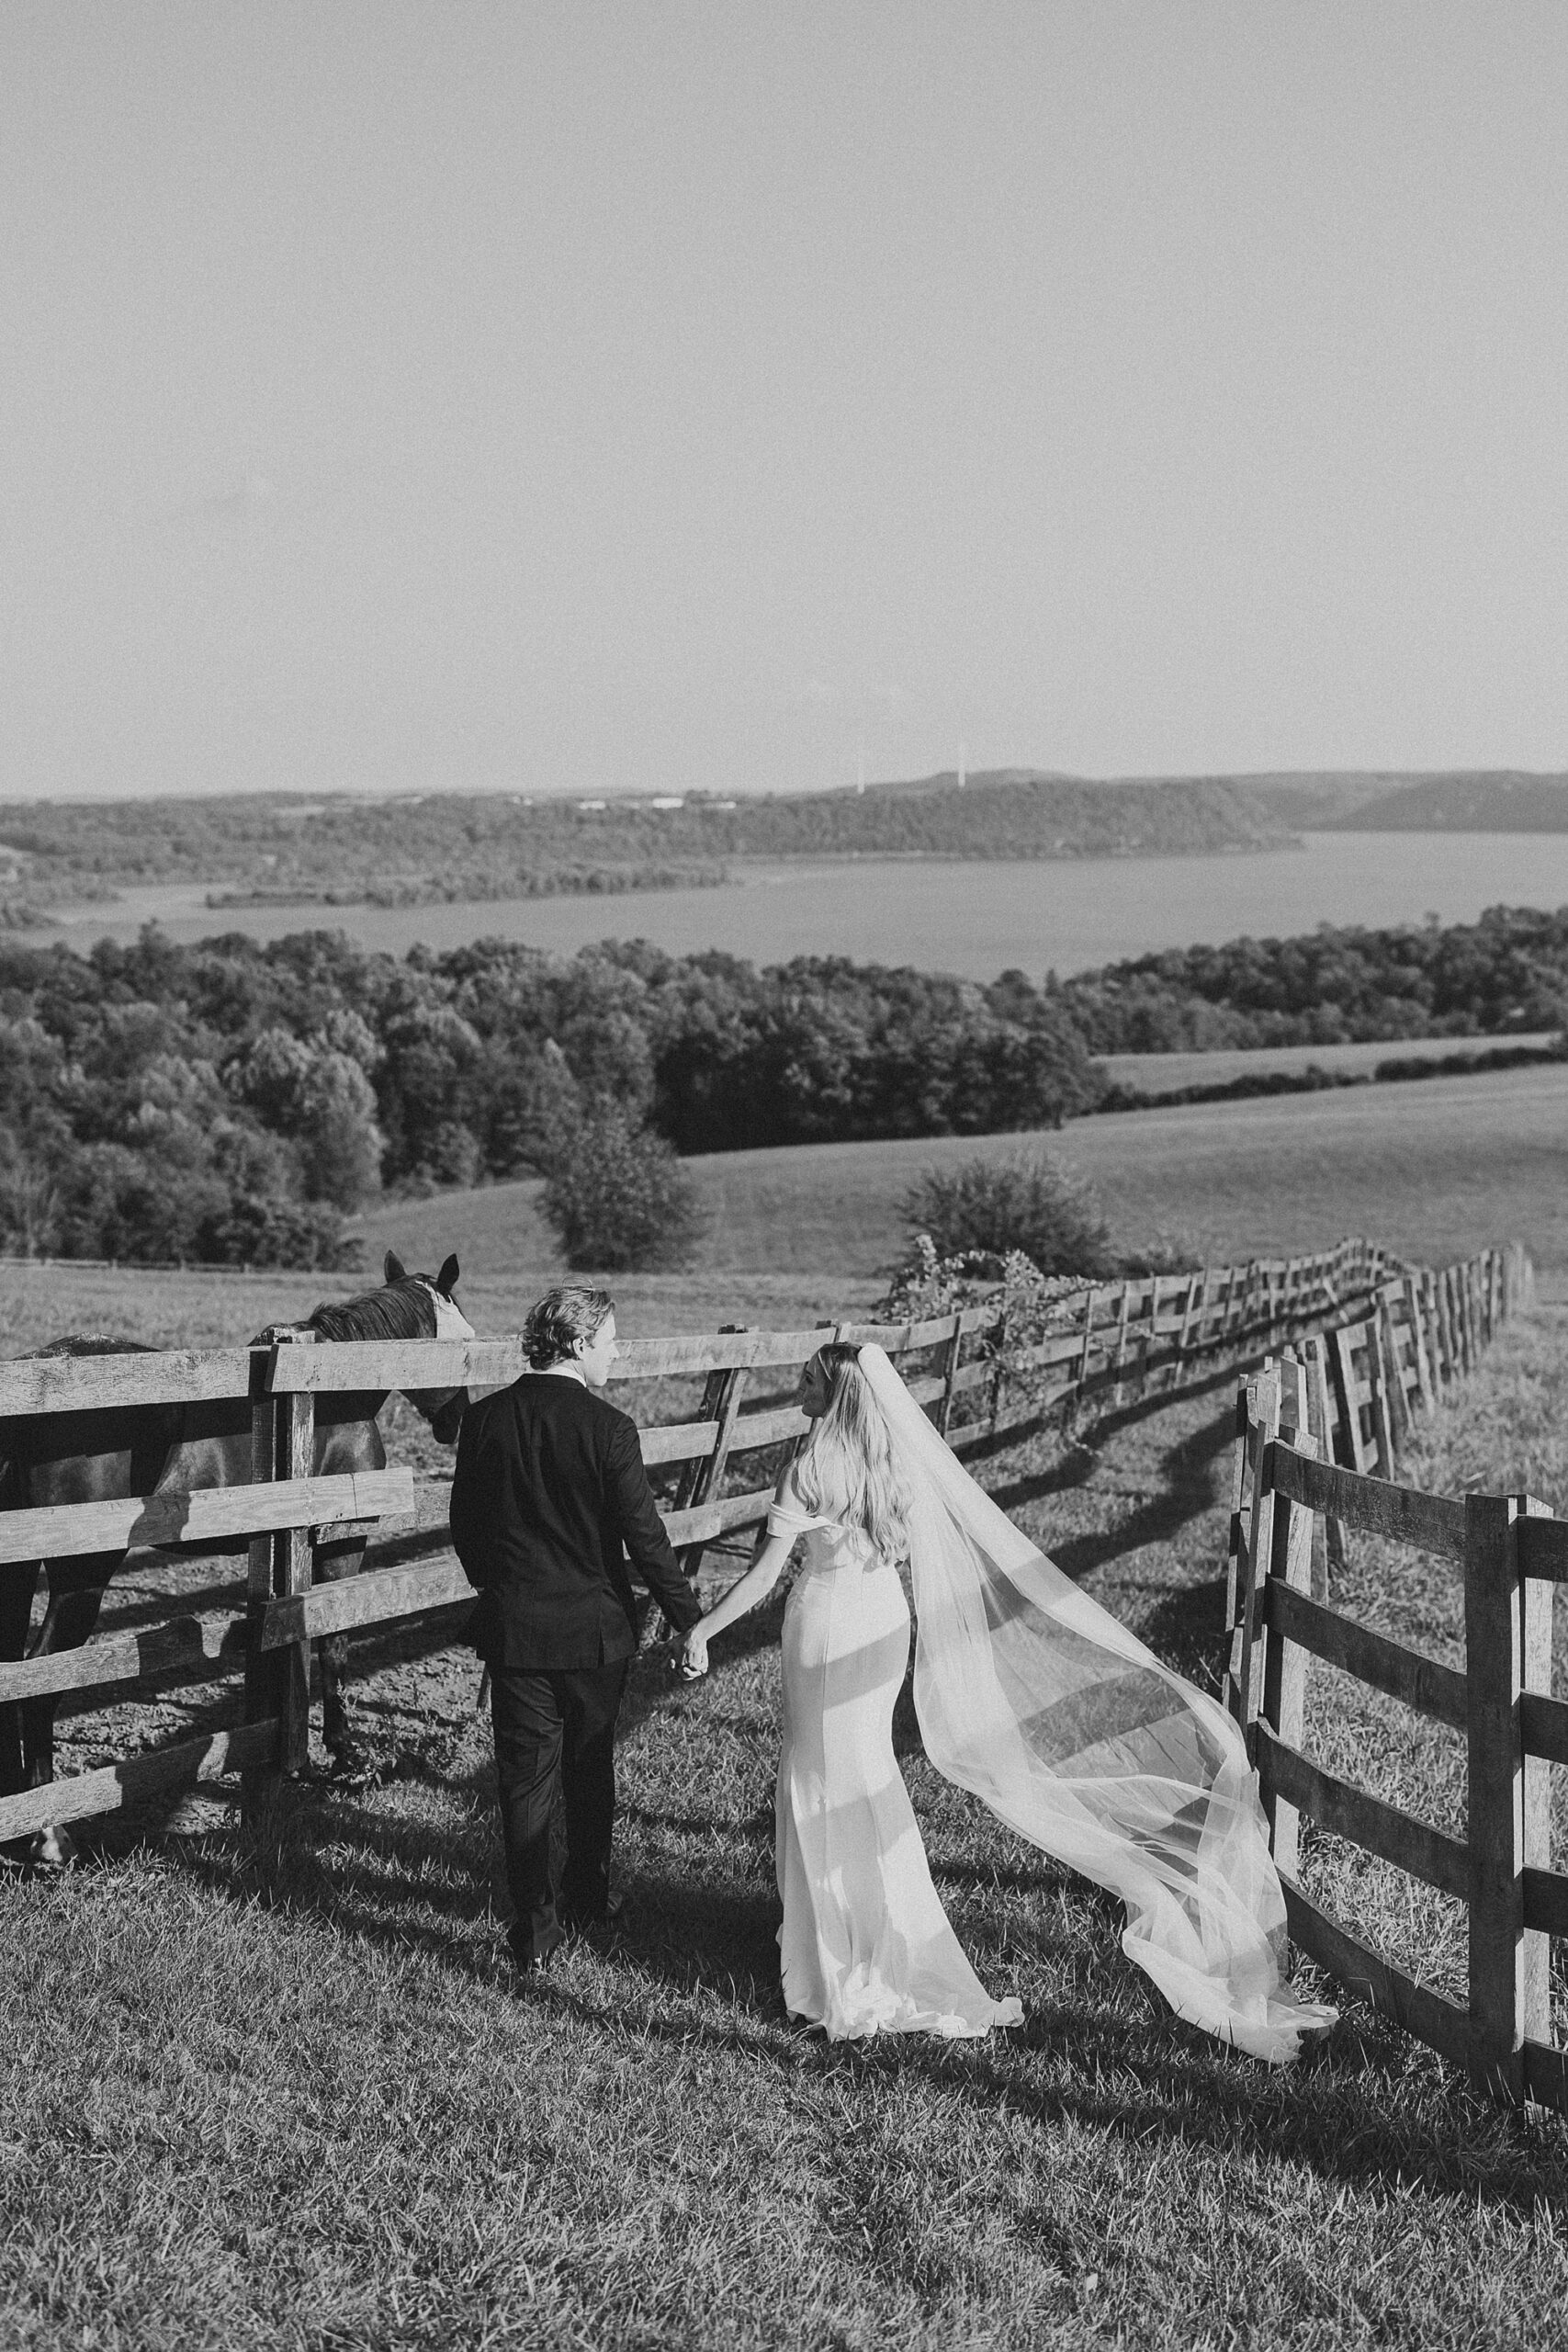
451, 1283, 703, 1973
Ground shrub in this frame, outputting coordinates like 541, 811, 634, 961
540, 1104, 707, 1272
897, 1151, 1113, 1278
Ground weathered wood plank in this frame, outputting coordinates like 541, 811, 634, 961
265, 1337, 524, 1392
1255, 1724, 1469, 1897
662, 1484, 775, 1547
1523, 2038, 1568, 2115
1521, 1868, 1568, 1939
1266, 1442, 1466, 1560
1521, 1690, 1568, 1767
0, 1613, 247, 1706
1279, 1878, 1471, 2072
1517, 1518, 1568, 1582
0, 1346, 259, 1417
0, 1467, 413, 1567
1262, 1583, 1468, 1731
637, 1419, 720, 1466
723, 1403, 808, 1453
0, 1718, 279, 1845
262, 1555, 475, 1647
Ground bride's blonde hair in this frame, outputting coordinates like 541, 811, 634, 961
793, 1345, 911, 1564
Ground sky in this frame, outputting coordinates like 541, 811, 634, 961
2, 2, 1565, 802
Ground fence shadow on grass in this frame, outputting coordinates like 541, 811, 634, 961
61, 1680, 1564, 2220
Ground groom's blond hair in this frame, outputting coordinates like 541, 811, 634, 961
524, 1285, 615, 1369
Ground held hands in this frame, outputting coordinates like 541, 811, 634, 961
676, 1627, 709, 1680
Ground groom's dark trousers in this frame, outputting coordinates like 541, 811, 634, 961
450, 1371, 702, 1967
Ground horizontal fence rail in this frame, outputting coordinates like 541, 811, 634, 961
0, 1237, 1530, 1874
1224, 1273, 1566, 2116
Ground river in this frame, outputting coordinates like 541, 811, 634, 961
18, 831, 1568, 979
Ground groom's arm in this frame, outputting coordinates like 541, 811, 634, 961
449, 1396, 499, 1589
604, 1412, 703, 1636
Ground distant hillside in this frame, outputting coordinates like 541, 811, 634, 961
1311, 772, 1568, 831
0, 775, 1291, 920
1243, 769, 1568, 831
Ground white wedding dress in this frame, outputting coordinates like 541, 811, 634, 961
765, 1347, 1336, 2064
771, 1498, 1023, 2040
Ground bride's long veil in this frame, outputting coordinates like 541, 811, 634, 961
856, 1345, 1334, 2062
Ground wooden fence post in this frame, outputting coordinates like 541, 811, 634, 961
1225, 1368, 1279, 1734
1440, 1266, 1459, 1378
1365, 1310, 1398, 1479
1464, 1492, 1551, 2101
1327, 1325, 1371, 1476
1111, 1283, 1131, 1405
243, 1352, 280, 1822
1399, 1274, 1434, 1416
1261, 1355, 1314, 1878
1298, 1335, 1338, 1598
935, 1309, 964, 1437
1177, 1267, 1202, 1375
1375, 1285, 1411, 1462
277, 1388, 315, 1773
673, 1329, 751, 1586
1077, 1284, 1098, 1394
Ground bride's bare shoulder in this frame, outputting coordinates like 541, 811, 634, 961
773, 1461, 805, 1508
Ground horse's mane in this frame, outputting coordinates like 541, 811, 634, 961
300, 1280, 436, 1346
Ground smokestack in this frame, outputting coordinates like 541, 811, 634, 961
957, 740, 966, 790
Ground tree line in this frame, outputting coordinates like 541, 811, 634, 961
1055, 904, 1568, 1051
0, 930, 1099, 1264
0, 775, 1287, 922
1, 904, 1562, 1267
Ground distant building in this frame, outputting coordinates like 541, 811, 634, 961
577, 799, 607, 811
648, 796, 684, 809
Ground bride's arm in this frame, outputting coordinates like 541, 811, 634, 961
678, 1470, 806, 1675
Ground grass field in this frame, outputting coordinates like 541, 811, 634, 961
0, 1260, 884, 1365
341, 1059, 1568, 1293
3, 1273, 1567, 2346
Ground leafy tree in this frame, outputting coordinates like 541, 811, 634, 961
541, 1103, 707, 1272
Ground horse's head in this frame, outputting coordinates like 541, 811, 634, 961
260, 1252, 475, 1446
383, 1250, 474, 1345
382, 1250, 472, 1443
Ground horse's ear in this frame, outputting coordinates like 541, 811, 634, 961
436, 1253, 459, 1295
384, 1250, 407, 1285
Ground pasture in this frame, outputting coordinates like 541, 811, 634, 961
342, 1059, 1568, 1289
3, 1266, 1567, 2346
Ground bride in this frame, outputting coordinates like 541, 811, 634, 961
679, 1341, 1335, 2060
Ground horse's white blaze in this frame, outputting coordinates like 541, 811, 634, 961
425, 1283, 475, 1342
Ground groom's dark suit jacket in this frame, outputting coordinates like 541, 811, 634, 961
450, 1373, 702, 1669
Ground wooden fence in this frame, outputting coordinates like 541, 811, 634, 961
0, 1236, 1523, 1855
1226, 1277, 1563, 2111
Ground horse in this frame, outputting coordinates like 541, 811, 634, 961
0, 1250, 473, 1856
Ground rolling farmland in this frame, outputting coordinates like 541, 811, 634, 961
333, 1059, 1568, 1295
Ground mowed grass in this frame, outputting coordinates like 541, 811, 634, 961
5, 1298, 1568, 2346
344, 1061, 1568, 1290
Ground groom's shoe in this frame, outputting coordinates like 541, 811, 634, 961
560, 1889, 626, 1945
507, 1921, 566, 1979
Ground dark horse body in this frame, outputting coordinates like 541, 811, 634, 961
0, 1252, 471, 1849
